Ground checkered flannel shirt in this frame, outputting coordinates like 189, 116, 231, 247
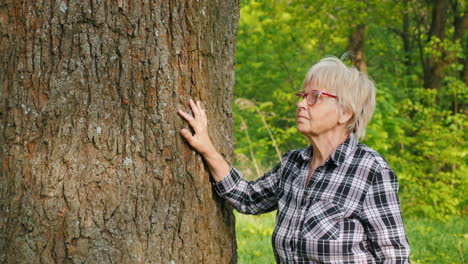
213, 134, 411, 263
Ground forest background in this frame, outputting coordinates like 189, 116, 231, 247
231, 0, 467, 263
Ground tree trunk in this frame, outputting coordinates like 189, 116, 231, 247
423, 0, 449, 90
449, 1, 467, 112
402, 0, 412, 69
349, 23, 367, 73
0, 1, 239, 263
453, 6, 468, 85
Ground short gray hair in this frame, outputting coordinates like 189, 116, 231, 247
303, 56, 376, 139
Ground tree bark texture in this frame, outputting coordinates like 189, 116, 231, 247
0, 1, 239, 263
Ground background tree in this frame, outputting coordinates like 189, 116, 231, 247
234, 0, 466, 220
0, 1, 239, 263
347, 0, 368, 73
424, 0, 450, 90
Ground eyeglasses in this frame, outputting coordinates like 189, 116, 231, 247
294, 90, 337, 106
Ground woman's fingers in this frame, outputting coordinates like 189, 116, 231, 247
180, 100, 207, 123
189, 99, 200, 119
178, 99, 208, 134
177, 110, 196, 127
197, 101, 208, 125
180, 128, 194, 144
178, 99, 214, 154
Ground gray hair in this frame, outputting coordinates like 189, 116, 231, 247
303, 56, 376, 139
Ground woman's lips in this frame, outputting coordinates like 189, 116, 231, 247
296, 115, 309, 119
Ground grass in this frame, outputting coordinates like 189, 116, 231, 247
235, 212, 467, 264
236, 212, 276, 264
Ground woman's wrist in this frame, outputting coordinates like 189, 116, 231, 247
199, 144, 218, 158
201, 150, 230, 182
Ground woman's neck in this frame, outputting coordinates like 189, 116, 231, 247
309, 131, 350, 168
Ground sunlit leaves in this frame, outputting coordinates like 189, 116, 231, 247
234, 0, 467, 220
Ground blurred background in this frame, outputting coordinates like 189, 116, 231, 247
231, 0, 467, 263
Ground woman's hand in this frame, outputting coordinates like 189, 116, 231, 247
178, 99, 215, 155
178, 98, 230, 182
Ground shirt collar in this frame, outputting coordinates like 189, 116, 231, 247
298, 133, 358, 166
298, 145, 313, 161
329, 133, 358, 166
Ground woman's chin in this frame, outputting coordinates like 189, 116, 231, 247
296, 124, 309, 135
297, 124, 318, 138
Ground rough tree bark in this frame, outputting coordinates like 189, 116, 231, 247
0, 0, 239, 263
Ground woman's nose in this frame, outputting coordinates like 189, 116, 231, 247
296, 97, 308, 109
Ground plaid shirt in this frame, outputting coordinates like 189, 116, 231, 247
214, 134, 411, 263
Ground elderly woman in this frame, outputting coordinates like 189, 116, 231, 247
178, 57, 411, 263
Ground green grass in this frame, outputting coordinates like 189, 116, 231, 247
236, 212, 276, 264
235, 212, 467, 264
406, 217, 467, 264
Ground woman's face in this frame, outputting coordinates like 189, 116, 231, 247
296, 83, 341, 138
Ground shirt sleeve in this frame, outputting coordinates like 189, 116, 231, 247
360, 168, 411, 263
212, 155, 287, 215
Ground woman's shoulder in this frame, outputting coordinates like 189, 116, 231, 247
353, 142, 391, 171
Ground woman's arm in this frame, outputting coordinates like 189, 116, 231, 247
178, 99, 281, 215
360, 169, 411, 263
177, 99, 229, 182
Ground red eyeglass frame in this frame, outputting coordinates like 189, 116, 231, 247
294, 90, 337, 106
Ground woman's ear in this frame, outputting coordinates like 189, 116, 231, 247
338, 108, 353, 125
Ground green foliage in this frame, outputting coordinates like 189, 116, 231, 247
364, 88, 467, 219
234, 0, 467, 221
235, 211, 276, 264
